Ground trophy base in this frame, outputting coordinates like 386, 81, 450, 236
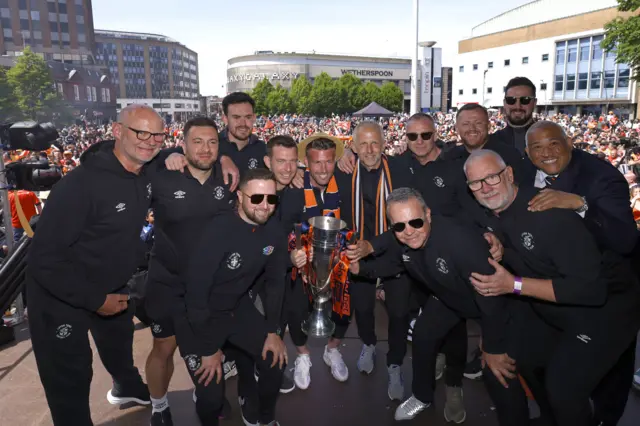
301, 307, 335, 338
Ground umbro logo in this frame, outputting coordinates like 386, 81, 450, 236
577, 334, 591, 344
402, 254, 410, 262
115, 203, 126, 212
174, 190, 186, 199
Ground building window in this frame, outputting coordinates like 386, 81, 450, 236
522, 56, 528, 64
459, 66, 464, 72
57, 82, 63, 95
472, 88, 477, 95
86, 85, 91, 101
540, 83, 547, 91
604, 71, 615, 89
73, 84, 79, 100
542, 53, 549, 62
567, 40, 577, 63
554, 75, 563, 91
591, 72, 601, 89
592, 35, 603, 60
579, 40, 590, 61
106, 88, 111, 102
504, 59, 510, 66
488, 61, 493, 69
458, 89, 463, 95
92, 87, 97, 102
566, 74, 575, 91
101, 87, 106, 102
578, 73, 588, 90
618, 68, 630, 89
473, 64, 478, 71
556, 43, 566, 64
487, 87, 492, 94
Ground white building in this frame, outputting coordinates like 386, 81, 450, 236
453, 0, 638, 118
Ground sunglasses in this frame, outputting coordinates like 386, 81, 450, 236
504, 96, 534, 106
391, 218, 425, 233
406, 132, 434, 142
244, 193, 278, 205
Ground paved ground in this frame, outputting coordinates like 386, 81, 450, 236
1, 304, 639, 426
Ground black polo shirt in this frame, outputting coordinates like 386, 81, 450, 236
145, 161, 234, 315
218, 128, 266, 174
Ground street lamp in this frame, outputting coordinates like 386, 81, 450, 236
410, 0, 419, 114
482, 69, 488, 106
540, 79, 547, 115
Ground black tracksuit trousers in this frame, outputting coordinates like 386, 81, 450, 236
183, 296, 284, 425
510, 295, 640, 426
350, 273, 413, 366
27, 284, 144, 426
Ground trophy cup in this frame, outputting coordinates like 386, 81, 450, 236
301, 216, 348, 338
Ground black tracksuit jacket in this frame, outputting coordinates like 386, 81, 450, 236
26, 140, 152, 311
359, 216, 510, 354
184, 211, 287, 356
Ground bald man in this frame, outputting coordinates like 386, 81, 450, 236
26, 104, 165, 425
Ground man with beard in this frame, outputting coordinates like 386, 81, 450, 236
443, 103, 531, 184
184, 169, 288, 426
348, 188, 514, 424
463, 149, 640, 426
26, 105, 163, 425
522, 121, 639, 426
284, 134, 353, 389
143, 117, 234, 426
493, 77, 538, 156
219, 92, 266, 173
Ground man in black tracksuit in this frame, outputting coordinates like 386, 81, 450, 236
350, 187, 516, 423
523, 120, 639, 426
491, 77, 539, 156
218, 92, 266, 173
184, 169, 287, 426
463, 149, 640, 426
143, 117, 234, 425
26, 105, 165, 425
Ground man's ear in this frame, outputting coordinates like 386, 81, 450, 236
264, 155, 271, 171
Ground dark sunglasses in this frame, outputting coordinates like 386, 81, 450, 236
245, 193, 278, 205
391, 218, 425, 233
504, 96, 534, 106
406, 132, 434, 142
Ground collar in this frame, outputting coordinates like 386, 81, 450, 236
534, 169, 556, 188
220, 128, 260, 148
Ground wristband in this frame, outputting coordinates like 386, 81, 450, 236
513, 277, 523, 295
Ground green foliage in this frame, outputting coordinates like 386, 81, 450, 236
378, 82, 404, 112
250, 78, 275, 116
5, 47, 61, 120
0, 67, 21, 120
290, 75, 313, 113
266, 84, 294, 115
307, 72, 349, 116
602, 0, 640, 81
337, 73, 363, 110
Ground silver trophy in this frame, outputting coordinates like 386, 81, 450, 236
300, 216, 348, 338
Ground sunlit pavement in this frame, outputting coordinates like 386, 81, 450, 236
1, 304, 638, 426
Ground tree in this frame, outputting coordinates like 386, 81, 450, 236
378, 82, 404, 112
6, 47, 60, 120
363, 81, 382, 106
250, 78, 274, 116
337, 73, 363, 111
290, 75, 313, 113
307, 72, 349, 116
602, 0, 640, 82
266, 84, 294, 115
0, 67, 20, 120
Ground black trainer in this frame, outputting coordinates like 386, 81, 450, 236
107, 381, 151, 406
255, 365, 296, 394
238, 395, 259, 426
150, 409, 174, 426
463, 348, 483, 380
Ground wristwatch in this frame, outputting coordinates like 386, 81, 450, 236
513, 277, 523, 295
575, 196, 588, 214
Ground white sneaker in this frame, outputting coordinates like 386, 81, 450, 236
395, 395, 431, 421
323, 345, 349, 382
294, 354, 312, 390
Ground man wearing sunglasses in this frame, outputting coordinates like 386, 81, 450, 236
142, 117, 235, 426
348, 188, 513, 424
26, 104, 166, 425
522, 121, 639, 426
463, 149, 640, 426
493, 77, 538, 156
184, 168, 287, 426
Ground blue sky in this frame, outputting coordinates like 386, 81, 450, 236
92, 0, 532, 96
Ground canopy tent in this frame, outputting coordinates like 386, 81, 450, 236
352, 102, 395, 117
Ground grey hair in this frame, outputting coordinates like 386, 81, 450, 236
525, 120, 567, 147
463, 149, 507, 177
353, 121, 384, 144
385, 188, 429, 221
